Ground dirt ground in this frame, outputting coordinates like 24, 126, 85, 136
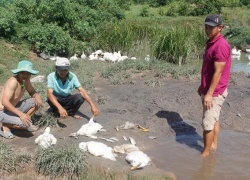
2, 71, 250, 179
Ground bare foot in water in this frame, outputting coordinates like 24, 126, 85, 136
73, 114, 82, 119
210, 142, 217, 152
201, 151, 210, 157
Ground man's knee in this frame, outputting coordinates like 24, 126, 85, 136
74, 94, 84, 104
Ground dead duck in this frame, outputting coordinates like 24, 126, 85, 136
79, 141, 117, 161
35, 127, 57, 149
125, 150, 151, 170
70, 116, 105, 139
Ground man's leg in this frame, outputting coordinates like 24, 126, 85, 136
58, 94, 84, 117
202, 129, 214, 157
211, 121, 219, 151
1, 98, 37, 133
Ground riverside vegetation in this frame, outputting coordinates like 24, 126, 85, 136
0, 0, 250, 179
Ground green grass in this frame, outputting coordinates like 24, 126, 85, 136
0, 140, 32, 174
36, 146, 87, 178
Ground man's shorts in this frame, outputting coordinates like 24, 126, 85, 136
0, 98, 35, 126
202, 89, 228, 131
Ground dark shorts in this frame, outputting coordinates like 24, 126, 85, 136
0, 98, 35, 126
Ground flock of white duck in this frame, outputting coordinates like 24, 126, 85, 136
39, 50, 150, 63
231, 46, 250, 62
34, 117, 152, 171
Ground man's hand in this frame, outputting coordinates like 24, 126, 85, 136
58, 107, 68, 118
91, 106, 100, 117
34, 93, 42, 108
203, 94, 213, 110
20, 113, 32, 127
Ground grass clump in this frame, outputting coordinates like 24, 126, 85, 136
36, 146, 87, 179
33, 112, 58, 128
0, 140, 32, 174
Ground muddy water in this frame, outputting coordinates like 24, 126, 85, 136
147, 130, 250, 180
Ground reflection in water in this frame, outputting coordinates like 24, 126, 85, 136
191, 153, 217, 180
156, 110, 203, 152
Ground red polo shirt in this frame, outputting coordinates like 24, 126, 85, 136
201, 35, 231, 97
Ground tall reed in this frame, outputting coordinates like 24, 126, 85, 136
153, 25, 206, 64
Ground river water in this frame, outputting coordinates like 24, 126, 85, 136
148, 56, 250, 180
148, 129, 250, 180
231, 52, 250, 73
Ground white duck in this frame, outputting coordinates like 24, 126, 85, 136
73, 116, 104, 138
79, 141, 117, 161
35, 127, 57, 149
113, 137, 139, 154
70, 54, 78, 61
81, 51, 87, 59
125, 150, 151, 170
231, 47, 241, 55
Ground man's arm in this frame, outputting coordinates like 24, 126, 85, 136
77, 87, 100, 116
204, 61, 226, 109
2, 79, 31, 127
47, 88, 68, 118
25, 79, 42, 108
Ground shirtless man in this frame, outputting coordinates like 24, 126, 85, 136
0, 60, 42, 139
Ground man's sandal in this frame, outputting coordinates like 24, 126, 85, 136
27, 125, 39, 132
0, 130, 15, 139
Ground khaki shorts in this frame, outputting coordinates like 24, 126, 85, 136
202, 89, 228, 131
0, 98, 35, 126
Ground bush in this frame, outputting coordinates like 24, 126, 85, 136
139, 6, 150, 17
0, 7, 16, 38
19, 22, 71, 55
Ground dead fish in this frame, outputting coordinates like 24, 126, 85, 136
129, 137, 136, 145
148, 136, 156, 140
109, 137, 119, 142
123, 136, 128, 141
120, 121, 136, 130
100, 138, 115, 143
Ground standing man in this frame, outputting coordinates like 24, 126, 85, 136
0, 60, 42, 139
198, 14, 231, 157
47, 58, 100, 119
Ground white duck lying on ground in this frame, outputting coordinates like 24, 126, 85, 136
79, 141, 117, 161
113, 137, 151, 170
35, 127, 57, 149
69, 116, 105, 139
125, 150, 151, 170
113, 137, 139, 154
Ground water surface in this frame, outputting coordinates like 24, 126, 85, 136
231, 52, 250, 73
148, 130, 250, 180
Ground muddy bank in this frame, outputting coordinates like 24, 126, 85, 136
3, 72, 250, 179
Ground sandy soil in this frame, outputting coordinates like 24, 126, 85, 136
2, 71, 250, 179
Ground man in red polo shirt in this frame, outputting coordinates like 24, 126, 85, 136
198, 14, 232, 157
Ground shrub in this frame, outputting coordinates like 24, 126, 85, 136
0, 7, 17, 38
140, 6, 150, 17
19, 22, 71, 55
